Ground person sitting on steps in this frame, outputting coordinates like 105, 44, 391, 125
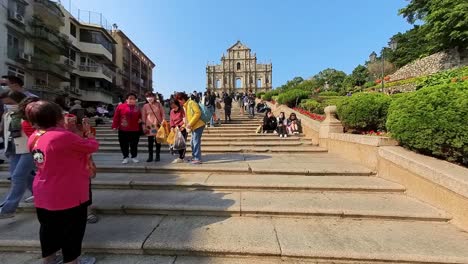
277, 112, 288, 138
262, 110, 277, 134
287, 113, 300, 135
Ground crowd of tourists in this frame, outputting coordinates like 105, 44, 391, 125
0, 74, 300, 263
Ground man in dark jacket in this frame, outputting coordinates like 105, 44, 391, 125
223, 94, 233, 122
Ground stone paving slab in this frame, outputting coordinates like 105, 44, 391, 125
273, 217, 468, 263
0, 214, 163, 254
143, 216, 281, 256
241, 191, 448, 220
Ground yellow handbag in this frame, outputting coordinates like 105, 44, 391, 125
166, 128, 176, 145
156, 125, 167, 143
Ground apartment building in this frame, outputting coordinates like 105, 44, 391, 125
112, 29, 154, 100
0, 0, 154, 105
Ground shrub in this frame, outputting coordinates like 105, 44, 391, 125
257, 92, 265, 99
277, 89, 310, 107
337, 93, 392, 132
299, 99, 320, 112
416, 66, 468, 90
262, 90, 279, 101
319, 91, 339, 96
387, 82, 468, 165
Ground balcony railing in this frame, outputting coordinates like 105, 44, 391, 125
79, 63, 114, 80
33, 0, 65, 26
29, 23, 69, 51
28, 55, 68, 80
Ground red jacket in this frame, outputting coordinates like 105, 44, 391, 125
170, 108, 185, 128
112, 103, 141, 132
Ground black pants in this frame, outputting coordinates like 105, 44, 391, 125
178, 129, 188, 159
263, 124, 277, 132
277, 125, 287, 136
147, 136, 161, 158
118, 130, 140, 158
224, 107, 232, 121
36, 203, 88, 262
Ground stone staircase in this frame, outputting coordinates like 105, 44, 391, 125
0, 104, 467, 263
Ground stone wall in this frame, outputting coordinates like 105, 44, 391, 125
389, 48, 468, 81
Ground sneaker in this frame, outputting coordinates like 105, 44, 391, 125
191, 159, 202, 165
273, 131, 278, 134
24, 196, 34, 203
263, 131, 267, 134
0, 212, 15, 219
131, 158, 139, 163
78, 256, 96, 264
284, 134, 288, 138
122, 158, 129, 164
172, 158, 185, 164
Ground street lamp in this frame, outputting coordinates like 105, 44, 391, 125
369, 39, 398, 93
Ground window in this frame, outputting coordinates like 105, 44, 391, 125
79, 29, 113, 52
68, 49, 76, 62
236, 78, 242, 88
257, 79, 262, 88
237, 62, 241, 71
70, 23, 77, 37
216, 79, 221, 89
7, 66, 25, 83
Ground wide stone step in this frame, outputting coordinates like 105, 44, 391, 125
88, 153, 374, 176
96, 136, 305, 142
98, 141, 312, 147
6, 188, 449, 221
0, 172, 404, 192
1, 215, 467, 263
97, 146, 326, 154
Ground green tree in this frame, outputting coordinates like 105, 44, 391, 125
312, 68, 347, 92
399, 0, 468, 52
350, 65, 369, 86
387, 26, 433, 68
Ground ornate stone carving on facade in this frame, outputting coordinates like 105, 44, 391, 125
206, 41, 272, 93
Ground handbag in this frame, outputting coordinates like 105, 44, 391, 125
216, 101, 222, 109
173, 128, 186, 150
167, 128, 176, 145
156, 125, 167, 144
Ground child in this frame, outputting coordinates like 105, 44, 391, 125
287, 113, 299, 135
277, 112, 288, 138
169, 99, 187, 163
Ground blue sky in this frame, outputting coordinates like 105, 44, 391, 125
72, 0, 412, 97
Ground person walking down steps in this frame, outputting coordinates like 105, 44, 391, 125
142, 92, 165, 162
112, 93, 142, 164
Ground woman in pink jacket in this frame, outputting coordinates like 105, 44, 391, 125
141, 92, 165, 162
26, 101, 99, 264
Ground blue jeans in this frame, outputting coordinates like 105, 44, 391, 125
248, 105, 255, 117
191, 126, 204, 161
0, 153, 35, 214
207, 105, 215, 126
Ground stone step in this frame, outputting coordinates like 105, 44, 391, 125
88, 153, 375, 176
5, 188, 449, 221
97, 133, 299, 138
97, 145, 327, 154
1, 215, 467, 263
97, 141, 312, 147
96, 136, 305, 142
0, 172, 404, 192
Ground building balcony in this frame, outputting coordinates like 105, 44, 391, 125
131, 76, 140, 84
77, 63, 114, 82
58, 56, 77, 70
29, 23, 69, 53
27, 55, 69, 81
7, 47, 32, 63
32, 0, 65, 28
77, 42, 112, 62
79, 87, 114, 104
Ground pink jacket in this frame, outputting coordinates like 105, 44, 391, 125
28, 127, 99, 211
141, 103, 165, 128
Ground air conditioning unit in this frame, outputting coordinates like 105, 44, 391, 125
20, 53, 31, 62
12, 12, 25, 24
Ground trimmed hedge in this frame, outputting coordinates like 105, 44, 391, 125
262, 90, 279, 101
277, 89, 310, 107
319, 91, 339, 96
387, 82, 468, 165
299, 99, 321, 112
337, 93, 392, 132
